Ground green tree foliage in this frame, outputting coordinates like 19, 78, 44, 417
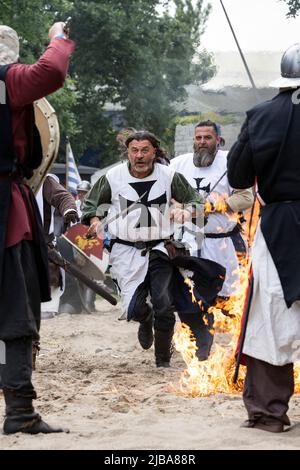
1, 0, 215, 166
281, 0, 300, 16
1, 0, 72, 61
1, 0, 78, 157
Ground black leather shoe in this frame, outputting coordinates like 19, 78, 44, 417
156, 360, 170, 368
240, 419, 284, 433
138, 316, 153, 350
59, 303, 81, 315
3, 390, 69, 435
196, 354, 209, 361
4, 414, 69, 435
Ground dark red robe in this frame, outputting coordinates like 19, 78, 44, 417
0, 37, 75, 302
5, 37, 75, 247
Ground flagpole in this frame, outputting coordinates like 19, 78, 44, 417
65, 136, 69, 191
219, 0, 261, 104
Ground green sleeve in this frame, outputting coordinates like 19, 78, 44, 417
171, 172, 204, 206
81, 175, 112, 225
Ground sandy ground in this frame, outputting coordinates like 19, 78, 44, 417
1, 298, 300, 450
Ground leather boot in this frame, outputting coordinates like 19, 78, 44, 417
3, 390, 68, 435
154, 329, 174, 368
138, 312, 154, 350
240, 418, 285, 433
58, 302, 81, 315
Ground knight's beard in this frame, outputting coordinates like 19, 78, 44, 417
193, 145, 217, 168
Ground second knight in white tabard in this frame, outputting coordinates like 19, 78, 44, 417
171, 120, 254, 360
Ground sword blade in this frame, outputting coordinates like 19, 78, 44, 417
48, 248, 117, 306
96, 191, 148, 235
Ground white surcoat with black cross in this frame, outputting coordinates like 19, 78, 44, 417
106, 163, 175, 318
171, 151, 239, 297
106, 162, 174, 242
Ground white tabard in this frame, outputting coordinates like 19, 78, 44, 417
171, 151, 239, 297
243, 221, 300, 366
106, 163, 174, 319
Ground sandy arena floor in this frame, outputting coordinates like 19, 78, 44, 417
1, 299, 300, 450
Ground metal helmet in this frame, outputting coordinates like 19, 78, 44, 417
281, 43, 300, 79
270, 43, 300, 88
77, 180, 91, 192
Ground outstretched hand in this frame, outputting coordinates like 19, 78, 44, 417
48, 22, 68, 40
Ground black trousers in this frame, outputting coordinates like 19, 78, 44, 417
129, 251, 175, 332
0, 241, 41, 398
178, 311, 214, 360
243, 355, 294, 425
0, 241, 40, 340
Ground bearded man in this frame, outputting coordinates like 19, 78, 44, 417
171, 120, 254, 360
82, 131, 207, 368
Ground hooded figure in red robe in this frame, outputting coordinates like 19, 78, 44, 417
0, 22, 75, 434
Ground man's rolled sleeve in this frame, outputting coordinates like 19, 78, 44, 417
81, 175, 112, 225
227, 187, 254, 212
7, 38, 75, 107
171, 172, 204, 222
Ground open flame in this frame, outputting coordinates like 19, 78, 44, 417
173, 197, 300, 397
295, 364, 300, 393
173, 261, 247, 397
173, 323, 244, 397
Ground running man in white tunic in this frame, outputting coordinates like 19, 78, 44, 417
171, 120, 253, 360
81, 131, 204, 367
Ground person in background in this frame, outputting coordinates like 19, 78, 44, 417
36, 173, 78, 319
171, 120, 253, 360
58, 179, 97, 314
76, 180, 92, 215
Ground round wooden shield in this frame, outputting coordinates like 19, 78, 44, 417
26, 98, 60, 194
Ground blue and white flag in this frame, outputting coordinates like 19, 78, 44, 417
66, 140, 81, 194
